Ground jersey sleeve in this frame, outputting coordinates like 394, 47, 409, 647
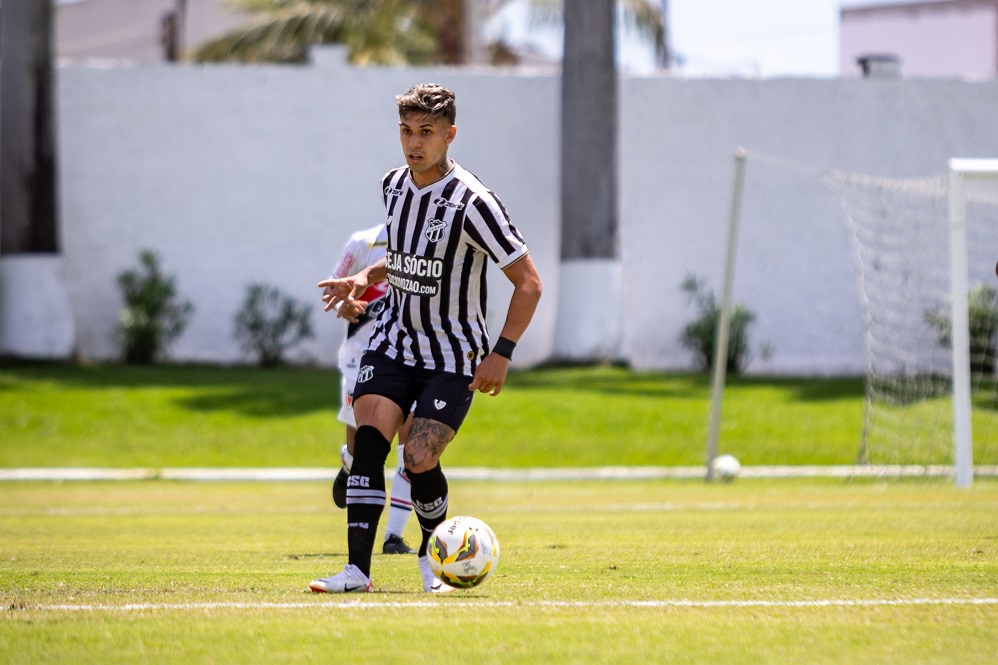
330, 231, 365, 279
464, 191, 529, 270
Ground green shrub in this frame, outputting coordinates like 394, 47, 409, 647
679, 273, 758, 374
234, 283, 314, 367
116, 250, 194, 364
924, 283, 998, 375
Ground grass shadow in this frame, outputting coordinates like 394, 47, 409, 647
0, 359, 338, 417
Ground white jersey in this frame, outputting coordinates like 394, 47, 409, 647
369, 162, 529, 376
332, 224, 389, 426
331, 224, 390, 331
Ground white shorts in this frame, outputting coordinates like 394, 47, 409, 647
337, 325, 375, 428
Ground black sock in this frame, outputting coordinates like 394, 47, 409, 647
407, 463, 448, 557
346, 426, 391, 577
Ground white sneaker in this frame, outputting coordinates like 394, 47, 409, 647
418, 556, 456, 594
309, 564, 372, 593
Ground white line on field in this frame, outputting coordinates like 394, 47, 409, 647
23, 598, 998, 613
2, 465, 998, 482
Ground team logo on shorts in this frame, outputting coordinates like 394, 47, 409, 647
434, 399, 447, 410
424, 219, 447, 243
357, 365, 374, 384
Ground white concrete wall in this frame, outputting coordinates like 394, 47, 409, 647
53, 49, 560, 368
4, 49, 998, 374
0, 256, 76, 358
620, 77, 998, 374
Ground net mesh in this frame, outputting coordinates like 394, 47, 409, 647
828, 170, 998, 469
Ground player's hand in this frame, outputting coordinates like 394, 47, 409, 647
468, 352, 510, 396
338, 299, 368, 323
317, 275, 366, 317
320, 285, 368, 322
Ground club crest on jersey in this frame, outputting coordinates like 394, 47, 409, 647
357, 365, 374, 384
433, 196, 464, 210
424, 219, 447, 243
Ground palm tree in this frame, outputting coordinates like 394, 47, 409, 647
194, 0, 661, 69
0, 0, 59, 254
561, 0, 616, 262
194, 0, 438, 65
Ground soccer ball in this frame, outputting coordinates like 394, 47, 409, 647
711, 454, 742, 481
427, 515, 500, 589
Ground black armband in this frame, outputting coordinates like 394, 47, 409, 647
491, 336, 516, 360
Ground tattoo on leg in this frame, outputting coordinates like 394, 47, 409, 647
404, 418, 455, 470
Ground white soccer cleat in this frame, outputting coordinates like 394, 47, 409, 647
309, 564, 372, 593
418, 556, 456, 594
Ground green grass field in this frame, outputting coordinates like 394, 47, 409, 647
2, 362, 997, 662
3, 361, 995, 468
2, 479, 996, 663
1, 361, 871, 468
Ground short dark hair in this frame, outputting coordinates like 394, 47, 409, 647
395, 83, 456, 125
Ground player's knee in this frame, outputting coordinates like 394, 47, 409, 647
404, 447, 441, 475
354, 425, 391, 466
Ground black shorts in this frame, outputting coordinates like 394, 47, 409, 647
352, 352, 475, 432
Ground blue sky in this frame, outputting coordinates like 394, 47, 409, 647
669, 0, 844, 77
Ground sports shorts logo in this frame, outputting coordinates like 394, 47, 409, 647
434, 399, 447, 410
357, 365, 374, 383
433, 196, 465, 210
424, 219, 447, 243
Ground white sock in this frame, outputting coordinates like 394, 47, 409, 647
385, 443, 412, 539
340, 444, 353, 472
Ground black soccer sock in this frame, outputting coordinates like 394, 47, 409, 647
407, 463, 449, 557
346, 425, 392, 578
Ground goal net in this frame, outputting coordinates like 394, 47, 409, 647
828, 163, 998, 476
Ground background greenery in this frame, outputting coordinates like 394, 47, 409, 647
0, 361, 868, 468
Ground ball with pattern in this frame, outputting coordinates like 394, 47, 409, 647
427, 516, 500, 589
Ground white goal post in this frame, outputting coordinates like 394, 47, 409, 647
949, 159, 998, 487
831, 158, 998, 486
705, 148, 747, 481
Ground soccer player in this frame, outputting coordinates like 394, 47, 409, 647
326, 223, 415, 556
310, 83, 543, 594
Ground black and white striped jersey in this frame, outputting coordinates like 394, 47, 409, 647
368, 161, 529, 376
